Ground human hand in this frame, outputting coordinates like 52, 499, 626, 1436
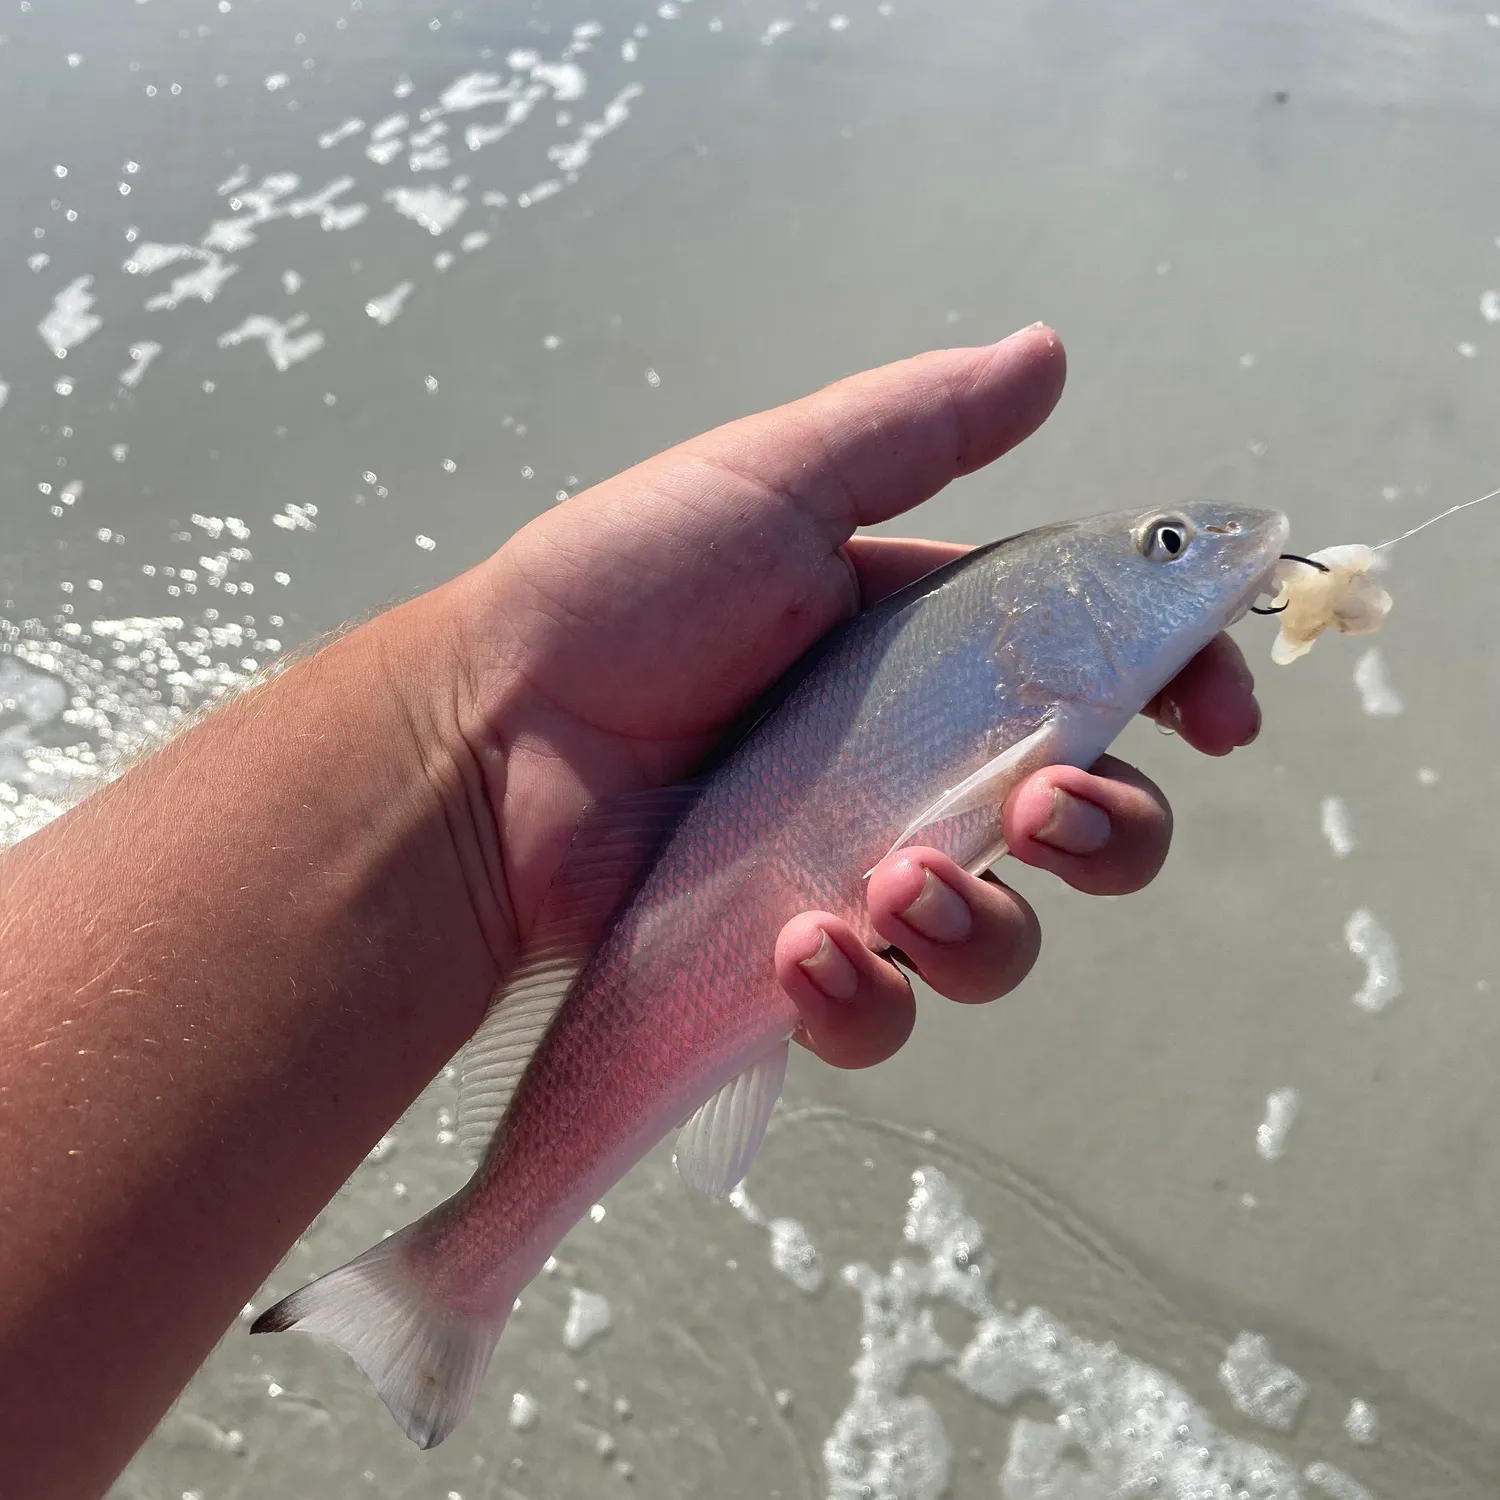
444, 325, 1259, 1069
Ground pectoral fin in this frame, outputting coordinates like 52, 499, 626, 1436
869, 715, 1063, 876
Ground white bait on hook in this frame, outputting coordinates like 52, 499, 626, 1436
1261, 544, 1392, 664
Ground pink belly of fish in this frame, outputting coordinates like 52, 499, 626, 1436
419, 858, 818, 1322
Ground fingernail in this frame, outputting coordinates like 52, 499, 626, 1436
799, 931, 859, 1001
898, 869, 973, 945
1238, 700, 1262, 747
1036, 789, 1111, 855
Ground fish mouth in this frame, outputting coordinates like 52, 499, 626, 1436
1222, 511, 1292, 626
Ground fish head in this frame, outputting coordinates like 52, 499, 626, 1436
985, 502, 1289, 713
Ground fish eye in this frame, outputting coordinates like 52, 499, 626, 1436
1138, 516, 1194, 562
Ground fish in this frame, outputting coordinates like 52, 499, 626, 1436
251, 501, 1289, 1447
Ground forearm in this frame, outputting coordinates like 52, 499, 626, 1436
0, 586, 504, 1499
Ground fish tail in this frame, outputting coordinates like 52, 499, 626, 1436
250, 1218, 505, 1449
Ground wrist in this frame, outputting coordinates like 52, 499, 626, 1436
309, 580, 519, 978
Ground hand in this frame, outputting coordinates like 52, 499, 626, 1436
0, 325, 1259, 1494
448, 324, 1260, 1066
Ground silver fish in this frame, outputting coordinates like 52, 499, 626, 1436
253, 502, 1289, 1446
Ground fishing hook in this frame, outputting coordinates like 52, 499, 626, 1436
1250, 553, 1329, 615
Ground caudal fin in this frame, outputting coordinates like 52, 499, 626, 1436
250, 1226, 504, 1449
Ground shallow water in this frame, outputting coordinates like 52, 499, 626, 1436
2, 0, 1499, 1494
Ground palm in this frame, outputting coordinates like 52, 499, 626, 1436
487, 458, 962, 778
459, 335, 1063, 945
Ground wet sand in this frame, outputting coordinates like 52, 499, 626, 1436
2, 0, 1499, 1494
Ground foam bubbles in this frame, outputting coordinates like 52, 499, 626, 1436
1255, 1087, 1301, 1162
508, 1391, 539, 1430
364, 280, 415, 324
821, 1168, 1310, 1500
561, 1288, 612, 1351
532, 60, 586, 101
39, 275, 103, 357
728, 1183, 766, 1226
119, 341, 163, 388
318, 117, 364, 148
547, 82, 644, 174
384, 184, 467, 235
1352, 649, 1403, 716
143, 252, 239, 311
1344, 1397, 1379, 1446
1000, 1417, 1105, 1500
272, 502, 318, 533
409, 142, 452, 173
1345, 908, 1402, 1013
1319, 795, 1354, 857
438, 74, 512, 112
768, 1218, 824, 1294
217, 313, 325, 371
1218, 1331, 1307, 1433
124, 241, 202, 276
825, 1251, 952, 1500
1305, 1460, 1374, 1500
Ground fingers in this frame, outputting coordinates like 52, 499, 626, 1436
1002, 755, 1172, 896
1142, 632, 1259, 755
866, 852, 1040, 1004
776, 630, 1260, 1070
777, 751, 1192, 1067
777, 854, 1042, 1069
777, 913, 915, 1070
672, 324, 1067, 546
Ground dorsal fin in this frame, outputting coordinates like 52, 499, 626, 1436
455, 782, 703, 1164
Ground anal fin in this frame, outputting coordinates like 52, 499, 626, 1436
674, 1041, 789, 1199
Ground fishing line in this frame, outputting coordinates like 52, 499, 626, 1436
1251, 484, 1500, 616
1374, 484, 1500, 551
